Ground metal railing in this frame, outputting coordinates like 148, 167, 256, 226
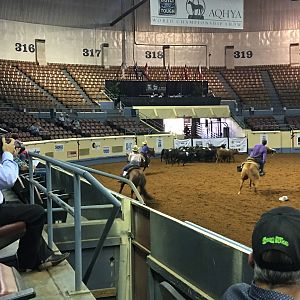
27, 151, 122, 292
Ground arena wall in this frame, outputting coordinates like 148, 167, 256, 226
24, 134, 175, 162
1, 18, 299, 67
23, 130, 300, 164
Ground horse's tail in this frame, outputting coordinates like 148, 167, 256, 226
139, 175, 153, 201
160, 149, 165, 162
140, 185, 153, 201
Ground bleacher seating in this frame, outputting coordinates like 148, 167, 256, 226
0, 110, 80, 141
0, 61, 54, 112
107, 118, 151, 135
268, 65, 300, 108
285, 116, 300, 129
245, 116, 280, 131
1, 59, 300, 135
222, 66, 271, 109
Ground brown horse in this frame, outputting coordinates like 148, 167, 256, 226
238, 158, 260, 195
119, 168, 153, 201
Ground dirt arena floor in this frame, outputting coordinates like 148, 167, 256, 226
91, 153, 300, 247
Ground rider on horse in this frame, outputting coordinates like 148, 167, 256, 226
122, 145, 145, 177
249, 139, 268, 176
140, 141, 150, 167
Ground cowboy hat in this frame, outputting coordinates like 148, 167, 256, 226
132, 145, 139, 152
142, 141, 147, 145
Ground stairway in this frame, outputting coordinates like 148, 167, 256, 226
16, 67, 66, 110
62, 69, 99, 109
261, 70, 282, 113
216, 72, 240, 101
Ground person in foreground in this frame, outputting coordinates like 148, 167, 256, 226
0, 136, 69, 272
249, 139, 268, 176
223, 206, 300, 300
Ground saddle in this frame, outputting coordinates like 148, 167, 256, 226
125, 166, 140, 178
239, 157, 259, 171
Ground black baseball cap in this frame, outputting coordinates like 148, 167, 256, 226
252, 206, 300, 272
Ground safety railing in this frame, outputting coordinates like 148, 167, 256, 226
27, 151, 121, 292
64, 163, 146, 205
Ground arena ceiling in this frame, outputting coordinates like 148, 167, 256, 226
0, 0, 299, 32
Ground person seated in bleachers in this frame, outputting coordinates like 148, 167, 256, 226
121, 145, 145, 177
71, 119, 81, 134
57, 113, 65, 126
29, 122, 41, 137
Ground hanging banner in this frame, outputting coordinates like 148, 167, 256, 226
193, 138, 228, 148
156, 137, 164, 152
174, 139, 192, 148
229, 137, 247, 152
124, 139, 135, 153
150, 0, 244, 30
174, 137, 247, 151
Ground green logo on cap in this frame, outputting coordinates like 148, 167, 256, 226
262, 236, 289, 247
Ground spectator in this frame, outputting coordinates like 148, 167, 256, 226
249, 140, 268, 176
57, 113, 65, 126
0, 136, 69, 272
223, 206, 300, 300
64, 114, 71, 129
29, 122, 40, 137
121, 145, 145, 177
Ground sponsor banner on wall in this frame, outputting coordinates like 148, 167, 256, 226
54, 144, 64, 152
193, 138, 228, 148
103, 146, 110, 154
174, 139, 192, 148
156, 138, 164, 151
150, 0, 243, 30
229, 137, 247, 152
67, 150, 77, 158
174, 137, 247, 152
125, 139, 135, 153
28, 148, 41, 155
91, 141, 101, 151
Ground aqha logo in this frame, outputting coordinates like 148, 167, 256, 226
208, 9, 242, 20
186, 0, 206, 20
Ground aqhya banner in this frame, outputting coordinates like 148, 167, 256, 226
150, 0, 243, 30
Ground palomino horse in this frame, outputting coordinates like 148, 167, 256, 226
119, 168, 153, 201
140, 147, 155, 171
238, 158, 260, 195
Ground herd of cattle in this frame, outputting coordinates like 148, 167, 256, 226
160, 146, 240, 166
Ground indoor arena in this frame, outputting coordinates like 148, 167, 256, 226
0, 0, 300, 299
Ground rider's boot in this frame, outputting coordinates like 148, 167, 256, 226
259, 168, 265, 176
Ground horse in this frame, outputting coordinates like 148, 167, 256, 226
187, 0, 204, 15
119, 168, 153, 202
238, 158, 260, 195
140, 147, 155, 171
